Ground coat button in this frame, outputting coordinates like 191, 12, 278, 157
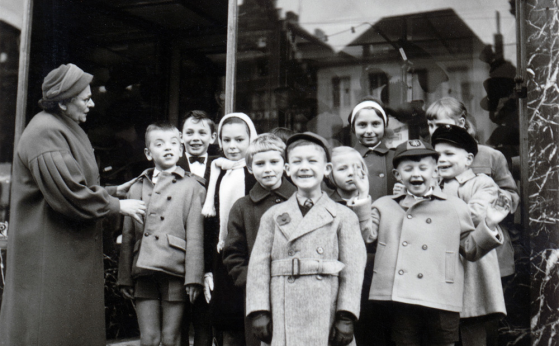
160, 216, 165, 220
398, 270, 404, 275
379, 173, 385, 178
288, 276, 295, 283
167, 196, 172, 200
144, 232, 149, 237
275, 198, 282, 203
422, 245, 428, 250
317, 247, 324, 254
417, 273, 424, 279
407, 215, 412, 219
402, 241, 408, 247
148, 193, 152, 196
316, 275, 323, 280
154, 235, 159, 240
172, 179, 177, 183
426, 218, 432, 224
155, 191, 160, 194
288, 250, 294, 256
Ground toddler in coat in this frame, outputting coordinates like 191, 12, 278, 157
246, 132, 366, 346
118, 122, 205, 346
368, 139, 510, 346
432, 125, 508, 346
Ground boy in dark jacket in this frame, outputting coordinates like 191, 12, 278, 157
223, 133, 296, 346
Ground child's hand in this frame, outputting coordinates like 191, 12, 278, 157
186, 284, 201, 304
201, 203, 216, 217
204, 273, 214, 304
352, 164, 369, 199
393, 182, 406, 195
251, 311, 273, 344
485, 191, 512, 229
120, 286, 134, 300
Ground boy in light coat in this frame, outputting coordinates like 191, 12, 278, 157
368, 139, 510, 346
246, 132, 367, 346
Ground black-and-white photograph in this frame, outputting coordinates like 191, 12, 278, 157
0, 0, 556, 345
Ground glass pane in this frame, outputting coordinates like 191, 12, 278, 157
234, 0, 518, 150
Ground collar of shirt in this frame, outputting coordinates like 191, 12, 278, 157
407, 187, 435, 201
453, 168, 476, 185
153, 166, 177, 184
355, 141, 389, 157
296, 192, 323, 206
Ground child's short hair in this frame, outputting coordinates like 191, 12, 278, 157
348, 96, 388, 132
328, 146, 369, 189
180, 110, 216, 134
245, 133, 286, 168
219, 117, 249, 139
270, 127, 295, 144
426, 97, 478, 139
145, 122, 179, 147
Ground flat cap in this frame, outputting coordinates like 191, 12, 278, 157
431, 124, 478, 156
286, 132, 331, 162
393, 139, 439, 166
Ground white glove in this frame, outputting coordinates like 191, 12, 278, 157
204, 272, 214, 304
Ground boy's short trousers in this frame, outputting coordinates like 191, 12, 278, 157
389, 302, 460, 344
134, 272, 187, 302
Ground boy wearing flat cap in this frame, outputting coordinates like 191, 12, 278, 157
246, 132, 366, 346
366, 139, 510, 346
432, 125, 509, 346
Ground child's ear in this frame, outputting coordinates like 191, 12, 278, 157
179, 143, 184, 156
58, 102, 67, 112
210, 132, 218, 144
247, 163, 253, 174
392, 169, 402, 182
466, 153, 474, 166
144, 148, 153, 161
324, 162, 333, 176
284, 163, 292, 177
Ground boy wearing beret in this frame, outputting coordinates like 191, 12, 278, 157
246, 132, 366, 346
367, 139, 510, 346
432, 125, 509, 346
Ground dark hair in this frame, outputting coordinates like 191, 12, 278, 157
38, 98, 72, 114
145, 122, 179, 147
393, 154, 438, 169
180, 110, 216, 134
219, 117, 249, 139
270, 127, 295, 144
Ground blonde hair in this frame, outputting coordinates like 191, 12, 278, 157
245, 133, 286, 168
328, 146, 369, 190
426, 97, 477, 138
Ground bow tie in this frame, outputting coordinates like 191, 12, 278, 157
189, 156, 206, 164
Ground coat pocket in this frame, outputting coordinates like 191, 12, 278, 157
445, 251, 455, 283
167, 234, 186, 252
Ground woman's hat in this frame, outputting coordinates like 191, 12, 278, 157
431, 124, 478, 156
42, 64, 93, 101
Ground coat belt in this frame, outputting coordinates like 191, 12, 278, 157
271, 258, 345, 277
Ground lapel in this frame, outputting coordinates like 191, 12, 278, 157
277, 193, 337, 242
355, 141, 389, 157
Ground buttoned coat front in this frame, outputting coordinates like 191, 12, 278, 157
451, 169, 506, 318
118, 167, 205, 287
246, 193, 367, 346
368, 191, 503, 312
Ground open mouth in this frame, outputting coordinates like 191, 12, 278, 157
438, 164, 452, 170
410, 180, 424, 186
297, 174, 314, 179
164, 153, 174, 158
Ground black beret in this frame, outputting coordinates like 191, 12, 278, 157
392, 139, 439, 167
431, 124, 478, 156
286, 132, 331, 162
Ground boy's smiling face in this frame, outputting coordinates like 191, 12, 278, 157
145, 128, 183, 170
285, 144, 331, 195
393, 156, 438, 197
221, 122, 250, 161
435, 142, 474, 180
181, 117, 216, 156
354, 109, 385, 147
250, 150, 284, 190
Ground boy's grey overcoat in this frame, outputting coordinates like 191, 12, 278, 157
246, 193, 367, 346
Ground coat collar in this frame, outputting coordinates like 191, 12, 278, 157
139, 166, 187, 180
276, 192, 338, 242
249, 177, 296, 203
355, 141, 389, 157
328, 189, 347, 205
454, 168, 477, 185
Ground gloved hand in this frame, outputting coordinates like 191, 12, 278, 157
251, 311, 273, 344
329, 311, 355, 346
204, 272, 214, 304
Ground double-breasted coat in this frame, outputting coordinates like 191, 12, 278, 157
117, 167, 205, 287
0, 111, 121, 346
449, 169, 506, 318
246, 193, 367, 346
368, 190, 503, 313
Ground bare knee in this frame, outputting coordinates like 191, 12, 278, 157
140, 330, 161, 346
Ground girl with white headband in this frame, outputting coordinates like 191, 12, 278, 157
347, 96, 396, 346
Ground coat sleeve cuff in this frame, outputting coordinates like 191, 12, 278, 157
107, 195, 121, 215
475, 220, 504, 251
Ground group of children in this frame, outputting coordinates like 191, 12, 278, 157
117, 96, 518, 346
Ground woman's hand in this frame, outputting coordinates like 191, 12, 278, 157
204, 272, 214, 303
115, 177, 139, 198
120, 286, 134, 300
119, 199, 146, 224
186, 284, 202, 304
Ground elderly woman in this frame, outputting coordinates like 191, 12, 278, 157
0, 64, 146, 346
